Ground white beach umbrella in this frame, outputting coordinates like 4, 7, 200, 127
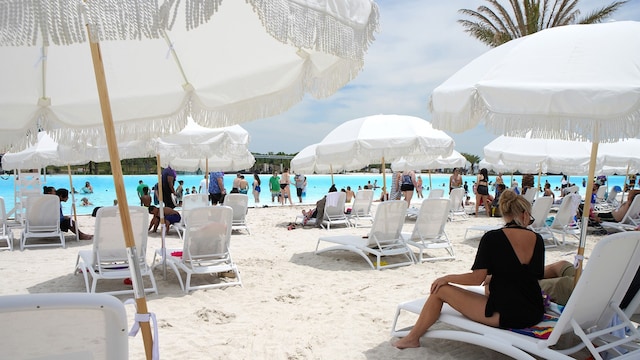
291, 143, 363, 177
430, 21, 640, 281
315, 114, 455, 193
391, 150, 466, 172
0, 1, 380, 357
161, 150, 256, 173
1, 132, 86, 169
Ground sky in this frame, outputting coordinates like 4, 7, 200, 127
241, 0, 640, 158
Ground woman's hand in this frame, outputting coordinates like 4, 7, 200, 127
430, 276, 449, 293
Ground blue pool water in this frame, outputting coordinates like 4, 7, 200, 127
0, 173, 628, 216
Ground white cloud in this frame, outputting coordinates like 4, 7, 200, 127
243, 0, 640, 157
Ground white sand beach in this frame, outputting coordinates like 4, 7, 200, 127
0, 201, 605, 359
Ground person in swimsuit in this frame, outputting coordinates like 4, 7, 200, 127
280, 168, 293, 205
400, 170, 417, 207
475, 168, 493, 217
147, 205, 182, 233
252, 173, 261, 204
394, 190, 544, 349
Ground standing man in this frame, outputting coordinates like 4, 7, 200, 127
208, 171, 226, 205
162, 166, 177, 208
269, 170, 280, 203
295, 173, 305, 203
136, 180, 148, 206
198, 174, 208, 193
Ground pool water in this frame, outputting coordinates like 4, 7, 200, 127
0, 173, 627, 216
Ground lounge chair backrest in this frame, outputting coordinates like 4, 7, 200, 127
223, 193, 248, 222
181, 193, 209, 211
410, 199, 450, 241
607, 188, 620, 204
25, 194, 60, 231
547, 231, 640, 344
427, 189, 444, 199
529, 196, 553, 229
369, 200, 407, 248
448, 188, 465, 211
0, 197, 12, 250
0, 293, 129, 359
183, 206, 233, 263
522, 188, 536, 203
565, 185, 579, 194
551, 194, 580, 229
324, 192, 346, 216
351, 190, 374, 216
93, 206, 148, 269
595, 185, 607, 202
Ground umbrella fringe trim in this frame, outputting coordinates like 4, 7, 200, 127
247, 0, 379, 61
430, 92, 640, 142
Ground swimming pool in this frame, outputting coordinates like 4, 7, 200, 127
0, 172, 627, 216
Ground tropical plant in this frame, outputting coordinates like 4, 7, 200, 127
461, 152, 481, 174
459, 0, 627, 47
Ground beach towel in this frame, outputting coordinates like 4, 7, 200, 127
326, 192, 341, 207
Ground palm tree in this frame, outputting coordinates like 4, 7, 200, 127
461, 152, 481, 174
459, 0, 627, 47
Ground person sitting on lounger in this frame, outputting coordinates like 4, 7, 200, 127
394, 190, 544, 349
56, 188, 93, 240
583, 189, 640, 223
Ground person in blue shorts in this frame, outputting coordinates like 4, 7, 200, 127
148, 205, 182, 233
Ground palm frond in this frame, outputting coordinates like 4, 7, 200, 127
577, 1, 628, 24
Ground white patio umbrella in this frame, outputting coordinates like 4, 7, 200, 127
291, 143, 363, 184
391, 150, 467, 190
0, 1, 380, 357
430, 21, 640, 282
315, 114, 455, 195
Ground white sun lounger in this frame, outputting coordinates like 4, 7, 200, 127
391, 231, 640, 360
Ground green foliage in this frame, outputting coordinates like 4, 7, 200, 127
459, 0, 628, 47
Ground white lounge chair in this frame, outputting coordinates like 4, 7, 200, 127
347, 189, 374, 228
0, 293, 129, 360
321, 192, 350, 230
528, 196, 557, 247
594, 186, 621, 213
316, 200, 415, 270
522, 187, 537, 204
223, 193, 251, 234
0, 197, 14, 251
427, 189, 444, 199
391, 231, 640, 360
600, 195, 640, 233
402, 198, 454, 262
75, 206, 158, 295
20, 194, 65, 251
160, 205, 242, 293
173, 193, 209, 239
448, 188, 468, 221
548, 193, 581, 245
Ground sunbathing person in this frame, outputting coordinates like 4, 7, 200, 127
394, 190, 544, 349
56, 188, 93, 240
148, 205, 181, 233
584, 189, 640, 223
301, 208, 318, 225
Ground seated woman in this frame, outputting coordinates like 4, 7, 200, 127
148, 205, 182, 233
56, 188, 93, 240
543, 183, 555, 202
393, 190, 544, 349
590, 189, 640, 223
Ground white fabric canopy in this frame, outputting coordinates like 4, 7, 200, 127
429, 21, 640, 275
291, 143, 362, 174
0, 0, 380, 151
1, 132, 87, 169
315, 114, 455, 170
391, 150, 466, 172
484, 134, 640, 175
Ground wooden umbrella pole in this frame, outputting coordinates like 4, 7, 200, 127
205, 158, 209, 191
381, 157, 387, 199
330, 164, 334, 185
156, 154, 166, 279
537, 165, 541, 191
623, 164, 630, 203
88, 37, 154, 360
67, 164, 79, 242
574, 139, 599, 285
428, 170, 432, 191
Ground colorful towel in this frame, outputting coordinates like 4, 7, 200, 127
509, 313, 559, 339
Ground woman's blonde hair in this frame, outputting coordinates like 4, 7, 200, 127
498, 189, 532, 226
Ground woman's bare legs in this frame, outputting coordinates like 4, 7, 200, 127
403, 190, 413, 207
475, 193, 482, 216
393, 285, 498, 349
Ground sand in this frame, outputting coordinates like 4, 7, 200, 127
0, 200, 604, 359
